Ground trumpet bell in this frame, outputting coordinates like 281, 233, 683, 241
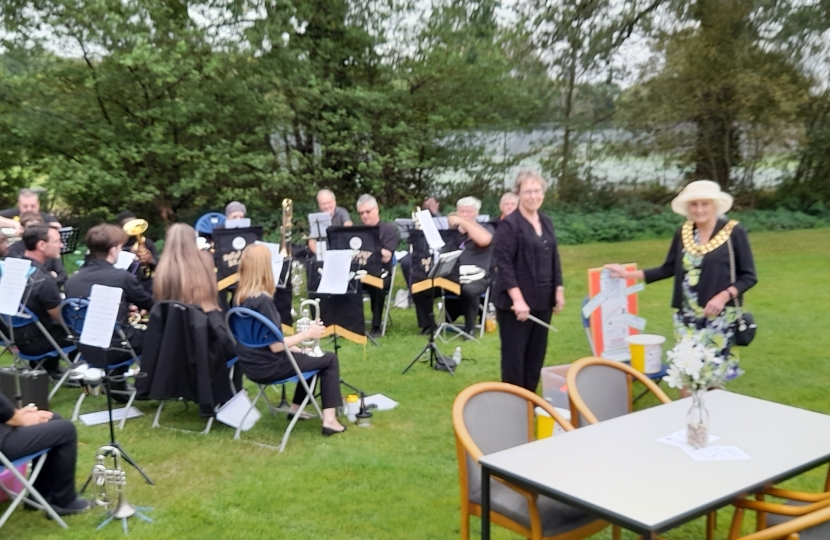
122, 218, 149, 237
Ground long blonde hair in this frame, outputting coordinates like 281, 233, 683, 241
153, 223, 220, 312
235, 244, 275, 305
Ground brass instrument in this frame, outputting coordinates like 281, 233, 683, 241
122, 218, 152, 278
411, 206, 423, 229
91, 445, 153, 531
279, 198, 293, 257
295, 298, 324, 357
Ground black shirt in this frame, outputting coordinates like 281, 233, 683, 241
0, 208, 58, 224
20, 256, 64, 339
377, 221, 400, 272
235, 294, 286, 384
531, 228, 555, 290
7, 242, 68, 288
0, 392, 15, 424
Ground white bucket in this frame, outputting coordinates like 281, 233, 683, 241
625, 334, 666, 374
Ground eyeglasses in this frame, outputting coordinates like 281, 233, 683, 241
358, 208, 376, 215
520, 189, 543, 196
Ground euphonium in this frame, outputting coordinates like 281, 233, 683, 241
122, 218, 151, 278
279, 198, 293, 258
295, 298, 324, 357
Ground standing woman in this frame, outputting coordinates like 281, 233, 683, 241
235, 245, 346, 436
605, 180, 757, 377
492, 170, 565, 392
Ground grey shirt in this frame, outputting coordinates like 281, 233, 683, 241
332, 206, 352, 227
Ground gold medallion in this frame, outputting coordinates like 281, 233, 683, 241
681, 219, 738, 257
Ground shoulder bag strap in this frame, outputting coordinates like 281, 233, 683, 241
727, 236, 743, 316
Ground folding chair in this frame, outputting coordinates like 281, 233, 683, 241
226, 307, 324, 452
0, 448, 67, 529
435, 285, 490, 342
380, 255, 398, 336
194, 212, 226, 236
7, 305, 79, 401
59, 298, 140, 429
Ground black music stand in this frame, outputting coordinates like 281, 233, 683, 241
58, 227, 79, 264
402, 250, 462, 375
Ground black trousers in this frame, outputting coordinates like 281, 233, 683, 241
366, 274, 392, 330
0, 414, 78, 507
252, 351, 341, 410
497, 308, 552, 393
16, 327, 72, 373
414, 280, 488, 333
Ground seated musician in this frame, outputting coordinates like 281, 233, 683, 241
308, 189, 353, 255
17, 224, 72, 378
116, 210, 158, 294
65, 224, 154, 357
211, 201, 247, 231
499, 192, 519, 220
356, 194, 400, 337
7, 212, 68, 288
0, 229, 8, 258
0, 215, 23, 237
423, 196, 442, 217
412, 196, 493, 336
234, 244, 346, 436
0, 188, 61, 228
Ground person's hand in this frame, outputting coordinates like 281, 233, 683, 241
704, 291, 730, 318
553, 288, 565, 315
304, 321, 326, 341
512, 299, 531, 321
604, 263, 628, 279
137, 248, 154, 264
447, 214, 462, 228
128, 304, 139, 314
12, 222, 23, 236
19, 407, 53, 426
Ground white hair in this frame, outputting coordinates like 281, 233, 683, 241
456, 196, 481, 211
500, 192, 518, 204
356, 194, 378, 209
317, 189, 335, 201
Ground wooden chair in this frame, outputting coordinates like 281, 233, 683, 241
452, 382, 619, 540
731, 502, 830, 539
566, 356, 671, 428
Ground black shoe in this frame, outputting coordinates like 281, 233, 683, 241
419, 326, 431, 335
47, 366, 68, 381
53, 498, 93, 516
368, 327, 382, 338
322, 425, 347, 436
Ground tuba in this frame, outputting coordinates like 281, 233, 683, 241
295, 298, 324, 357
279, 198, 293, 258
122, 218, 152, 278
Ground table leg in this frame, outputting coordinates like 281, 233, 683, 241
481, 467, 490, 540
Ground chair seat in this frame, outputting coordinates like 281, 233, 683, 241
471, 480, 598, 537
0, 449, 50, 473
765, 500, 830, 539
263, 370, 320, 386
16, 345, 77, 361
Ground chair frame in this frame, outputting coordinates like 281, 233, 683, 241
380, 256, 398, 336
226, 307, 324, 452
566, 356, 671, 427
452, 382, 616, 540
0, 448, 68, 529
730, 502, 830, 540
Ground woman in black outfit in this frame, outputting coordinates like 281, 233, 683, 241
492, 171, 565, 392
234, 244, 346, 436
606, 180, 757, 379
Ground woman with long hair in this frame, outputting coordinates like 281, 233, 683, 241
235, 244, 345, 436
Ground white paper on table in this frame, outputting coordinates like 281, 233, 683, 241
363, 394, 398, 411
623, 283, 645, 296
658, 429, 720, 449
79, 407, 143, 426
255, 241, 285, 284
308, 212, 333, 239
216, 389, 261, 431
416, 210, 445, 250
682, 445, 752, 461
0, 258, 31, 316
225, 218, 251, 229
113, 251, 135, 270
317, 250, 353, 294
79, 285, 123, 348
581, 291, 608, 319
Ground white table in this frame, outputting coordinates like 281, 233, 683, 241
479, 391, 830, 539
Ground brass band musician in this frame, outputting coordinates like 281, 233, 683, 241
308, 189, 353, 255
116, 210, 158, 293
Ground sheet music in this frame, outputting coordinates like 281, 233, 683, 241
432, 216, 449, 230
113, 251, 135, 270
317, 250, 352, 294
255, 241, 284, 284
416, 210, 445, 250
225, 218, 251, 229
79, 285, 123, 348
0, 258, 31, 315
308, 212, 333, 239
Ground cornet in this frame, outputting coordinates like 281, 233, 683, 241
295, 298, 324, 357
91, 445, 153, 531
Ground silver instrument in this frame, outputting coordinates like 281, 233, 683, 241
91, 445, 153, 533
295, 298, 324, 357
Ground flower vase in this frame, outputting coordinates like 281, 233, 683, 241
686, 389, 709, 448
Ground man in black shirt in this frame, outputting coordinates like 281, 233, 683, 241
6, 212, 68, 289
18, 224, 72, 375
0, 188, 61, 227
0, 393, 91, 515
65, 224, 154, 358
356, 194, 400, 336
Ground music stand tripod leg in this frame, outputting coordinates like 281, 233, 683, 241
402, 284, 454, 375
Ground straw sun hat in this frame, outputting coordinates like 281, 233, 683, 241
670, 180, 734, 217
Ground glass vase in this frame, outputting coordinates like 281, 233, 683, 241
686, 389, 709, 449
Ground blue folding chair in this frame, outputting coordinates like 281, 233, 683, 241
194, 212, 226, 236
59, 298, 140, 429
7, 305, 79, 401
226, 307, 324, 452
0, 448, 67, 529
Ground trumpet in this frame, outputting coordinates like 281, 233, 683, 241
122, 218, 152, 278
295, 298, 324, 357
280, 198, 293, 258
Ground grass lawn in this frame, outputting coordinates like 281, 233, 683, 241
4, 227, 829, 539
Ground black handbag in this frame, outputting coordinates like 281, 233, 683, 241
728, 237, 756, 346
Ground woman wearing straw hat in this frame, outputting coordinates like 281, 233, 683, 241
605, 180, 757, 378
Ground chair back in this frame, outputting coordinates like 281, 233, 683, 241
10, 306, 39, 329
226, 307, 284, 349
58, 297, 134, 369
195, 212, 226, 235
737, 503, 830, 540
567, 356, 671, 426
453, 382, 573, 502
60, 297, 89, 338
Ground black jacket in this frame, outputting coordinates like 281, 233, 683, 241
643, 219, 757, 309
136, 302, 236, 417
492, 210, 563, 311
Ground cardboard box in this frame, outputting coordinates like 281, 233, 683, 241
541, 364, 571, 409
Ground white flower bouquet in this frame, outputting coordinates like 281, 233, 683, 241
663, 335, 731, 392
